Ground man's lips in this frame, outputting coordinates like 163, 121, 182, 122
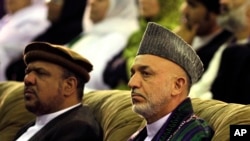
24, 89, 34, 94
181, 16, 188, 23
131, 93, 145, 103
24, 88, 36, 100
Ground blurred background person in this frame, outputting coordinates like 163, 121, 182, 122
68, 0, 139, 91
0, 0, 5, 18
190, 0, 250, 104
174, 0, 232, 72
211, 0, 250, 104
33, 0, 87, 45
0, 0, 50, 81
6, 0, 87, 81
103, 0, 183, 90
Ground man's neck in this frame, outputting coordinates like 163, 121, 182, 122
198, 24, 221, 38
234, 28, 250, 41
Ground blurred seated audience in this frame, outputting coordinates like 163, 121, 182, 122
103, 0, 183, 89
174, 0, 232, 72
69, 0, 139, 91
0, 0, 50, 81
0, 0, 5, 18
6, 0, 87, 81
33, 0, 87, 44
189, 0, 250, 104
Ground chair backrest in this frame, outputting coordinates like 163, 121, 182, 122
1, 81, 250, 141
84, 90, 250, 141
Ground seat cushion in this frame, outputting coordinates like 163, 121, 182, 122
0, 81, 35, 141
84, 90, 145, 141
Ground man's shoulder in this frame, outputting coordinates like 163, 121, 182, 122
172, 116, 214, 141
223, 43, 250, 58
62, 105, 97, 122
34, 105, 102, 140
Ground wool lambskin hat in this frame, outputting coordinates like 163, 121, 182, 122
137, 22, 204, 84
23, 42, 93, 83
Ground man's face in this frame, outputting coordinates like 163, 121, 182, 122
4, 0, 31, 14
217, 0, 248, 32
128, 55, 184, 121
138, 0, 160, 18
181, 0, 216, 36
47, 0, 64, 22
89, 0, 109, 24
24, 61, 65, 115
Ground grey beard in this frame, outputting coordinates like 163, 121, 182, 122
217, 3, 248, 33
217, 15, 245, 32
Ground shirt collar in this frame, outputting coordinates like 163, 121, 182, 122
145, 112, 171, 140
35, 103, 81, 126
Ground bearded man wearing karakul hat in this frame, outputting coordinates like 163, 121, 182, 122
128, 22, 214, 141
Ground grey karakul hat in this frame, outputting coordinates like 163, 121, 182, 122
137, 22, 204, 84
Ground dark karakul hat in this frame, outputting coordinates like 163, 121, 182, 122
23, 42, 93, 82
137, 22, 204, 84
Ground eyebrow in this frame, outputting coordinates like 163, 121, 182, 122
26, 66, 48, 72
131, 65, 150, 73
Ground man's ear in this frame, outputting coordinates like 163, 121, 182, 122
172, 77, 186, 96
63, 77, 77, 96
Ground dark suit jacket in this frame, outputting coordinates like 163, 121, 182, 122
211, 43, 250, 104
13, 105, 102, 141
196, 29, 232, 72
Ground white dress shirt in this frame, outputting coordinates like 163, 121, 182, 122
144, 113, 171, 141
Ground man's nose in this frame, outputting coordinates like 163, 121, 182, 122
128, 73, 141, 89
24, 73, 36, 86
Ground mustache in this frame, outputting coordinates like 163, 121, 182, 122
131, 89, 146, 99
131, 88, 138, 95
24, 87, 36, 95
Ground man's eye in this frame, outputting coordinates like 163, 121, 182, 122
35, 70, 48, 75
142, 71, 150, 76
37, 71, 46, 75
